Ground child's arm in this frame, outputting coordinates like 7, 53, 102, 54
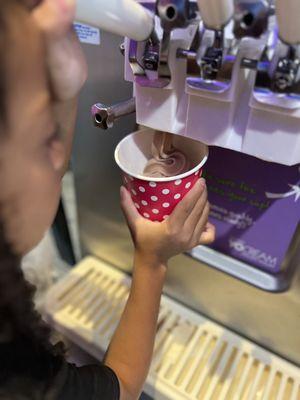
105, 255, 167, 400
105, 179, 215, 400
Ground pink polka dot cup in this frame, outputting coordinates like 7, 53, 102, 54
115, 129, 208, 222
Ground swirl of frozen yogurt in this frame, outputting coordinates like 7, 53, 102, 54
143, 132, 191, 178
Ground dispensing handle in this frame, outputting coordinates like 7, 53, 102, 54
197, 0, 234, 30
75, 0, 154, 42
276, 0, 300, 45
92, 98, 136, 130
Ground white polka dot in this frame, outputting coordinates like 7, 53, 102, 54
174, 194, 181, 200
134, 203, 140, 209
162, 189, 170, 195
163, 203, 170, 208
152, 209, 159, 214
139, 186, 146, 193
163, 215, 169, 220
143, 213, 150, 218
141, 200, 148, 206
175, 179, 182, 186
131, 189, 137, 196
151, 196, 158, 202
185, 182, 192, 189
149, 182, 157, 187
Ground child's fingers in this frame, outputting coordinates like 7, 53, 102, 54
198, 222, 216, 245
120, 187, 141, 231
32, 0, 87, 101
32, 0, 75, 38
169, 179, 206, 228
184, 185, 207, 232
192, 202, 210, 242
23, 0, 42, 10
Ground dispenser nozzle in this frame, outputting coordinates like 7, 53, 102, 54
92, 98, 136, 130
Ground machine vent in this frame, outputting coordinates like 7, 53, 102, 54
45, 257, 300, 400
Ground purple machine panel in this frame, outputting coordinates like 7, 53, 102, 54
205, 147, 300, 273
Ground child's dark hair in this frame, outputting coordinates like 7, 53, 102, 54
0, 227, 64, 384
0, 0, 64, 388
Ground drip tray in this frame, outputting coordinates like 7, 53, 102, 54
45, 257, 300, 400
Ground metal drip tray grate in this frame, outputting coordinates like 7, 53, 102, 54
45, 257, 300, 400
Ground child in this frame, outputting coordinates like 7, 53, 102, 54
0, 0, 215, 399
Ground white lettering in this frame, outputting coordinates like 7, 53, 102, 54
229, 238, 277, 269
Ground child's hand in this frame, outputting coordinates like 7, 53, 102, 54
121, 179, 215, 266
32, 0, 87, 101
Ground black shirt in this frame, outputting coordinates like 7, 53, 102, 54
0, 362, 120, 400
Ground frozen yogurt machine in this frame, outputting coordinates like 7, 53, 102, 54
71, 0, 300, 370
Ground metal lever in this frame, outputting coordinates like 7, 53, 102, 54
201, 30, 224, 80
157, 0, 190, 32
274, 0, 300, 93
91, 98, 136, 130
156, 0, 191, 79
234, 0, 270, 39
273, 48, 300, 93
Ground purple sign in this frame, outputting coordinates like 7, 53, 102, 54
205, 147, 300, 274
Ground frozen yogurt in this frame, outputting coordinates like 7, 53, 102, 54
143, 132, 192, 178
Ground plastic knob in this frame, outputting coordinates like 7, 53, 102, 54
197, 0, 234, 30
276, 0, 300, 45
76, 0, 154, 42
